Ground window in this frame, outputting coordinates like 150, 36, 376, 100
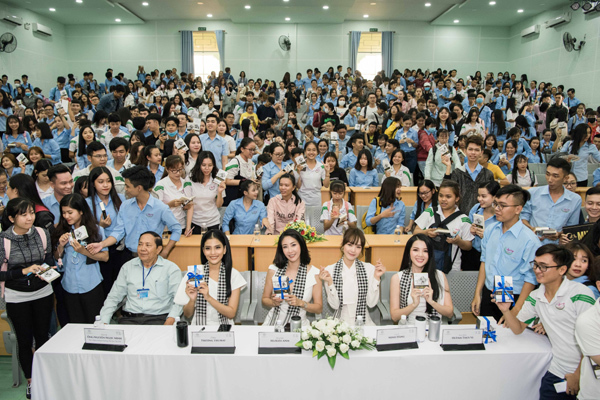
356, 32, 382, 81
193, 31, 220, 82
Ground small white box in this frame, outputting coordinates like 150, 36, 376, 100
494, 275, 514, 303
214, 169, 227, 185
413, 273, 429, 290
473, 214, 484, 230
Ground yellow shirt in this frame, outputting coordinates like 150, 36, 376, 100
240, 112, 259, 130
485, 163, 506, 180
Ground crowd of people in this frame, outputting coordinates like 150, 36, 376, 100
0, 65, 599, 399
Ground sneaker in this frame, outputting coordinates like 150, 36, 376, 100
26, 382, 31, 399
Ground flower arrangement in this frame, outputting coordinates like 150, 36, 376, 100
295, 318, 376, 369
275, 220, 327, 244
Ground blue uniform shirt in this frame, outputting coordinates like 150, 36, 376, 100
2, 132, 32, 154
340, 152, 358, 170
261, 160, 292, 199
32, 138, 61, 165
349, 169, 378, 187
561, 141, 600, 182
199, 134, 229, 170
42, 194, 61, 224
221, 198, 267, 234
86, 194, 126, 239
365, 198, 406, 234
468, 204, 497, 253
53, 128, 72, 149
394, 127, 419, 153
149, 165, 165, 187
60, 228, 107, 294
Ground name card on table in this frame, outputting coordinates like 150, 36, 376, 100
191, 331, 236, 354
376, 327, 418, 351
258, 332, 301, 354
82, 328, 127, 352
440, 328, 485, 351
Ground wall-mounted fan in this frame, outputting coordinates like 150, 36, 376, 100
278, 35, 291, 51
563, 32, 585, 52
0, 33, 17, 53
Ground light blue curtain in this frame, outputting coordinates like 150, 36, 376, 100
382, 31, 393, 77
215, 30, 225, 72
181, 30, 194, 75
349, 31, 361, 73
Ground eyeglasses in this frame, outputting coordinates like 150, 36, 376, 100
273, 152, 284, 157
244, 147, 257, 152
169, 168, 183, 174
564, 182, 577, 187
418, 190, 432, 197
92, 154, 108, 159
492, 202, 519, 211
530, 261, 560, 272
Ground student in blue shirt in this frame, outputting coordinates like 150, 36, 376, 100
141, 145, 164, 186
526, 137, 545, 164
87, 166, 181, 258
71, 125, 96, 170
405, 179, 437, 233
365, 176, 406, 234
31, 122, 61, 165
52, 193, 109, 323
499, 139, 518, 175
199, 115, 229, 170
484, 135, 500, 164
472, 184, 540, 322
394, 115, 419, 173
42, 164, 75, 224
560, 124, 600, 185
0, 89, 13, 133
468, 180, 500, 254
3, 115, 31, 155
565, 88, 580, 109
436, 107, 455, 146
568, 104, 586, 132
521, 157, 582, 245
48, 76, 67, 103
502, 128, 531, 155
340, 134, 364, 170
262, 142, 292, 200
222, 180, 270, 235
2, 153, 21, 177
496, 85, 510, 117
348, 149, 378, 187
540, 129, 554, 155
52, 111, 72, 162
342, 103, 358, 136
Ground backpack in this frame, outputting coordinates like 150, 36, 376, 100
1, 226, 47, 298
430, 210, 462, 274
361, 197, 381, 234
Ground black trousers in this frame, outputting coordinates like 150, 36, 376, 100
480, 285, 521, 322
60, 148, 71, 163
51, 276, 69, 327
98, 246, 133, 299
191, 223, 220, 235
63, 283, 105, 324
118, 313, 169, 325
577, 180, 588, 187
6, 293, 54, 379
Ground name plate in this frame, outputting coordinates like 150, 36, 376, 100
376, 327, 418, 351
258, 332, 301, 354
440, 329, 485, 351
82, 328, 127, 352
191, 331, 236, 354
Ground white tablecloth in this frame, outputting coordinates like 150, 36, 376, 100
32, 324, 552, 400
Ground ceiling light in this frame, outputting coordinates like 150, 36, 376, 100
582, 1, 593, 10
115, 18, 121, 22
517, 9, 524, 12
570, 2, 580, 10
207, 13, 213, 17
370, 2, 376, 4
245, 5, 251, 9
425, 3, 431, 6
489, 1, 496, 5
323, 5, 329, 9
142, 2, 149, 5
596, 3, 600, 11
283, 0, 289, 2
453, 19, 459, 23
197, 2, 203, 4
76, 0, 83, 3
285, 17, 290, 20
363, 14, 369, 18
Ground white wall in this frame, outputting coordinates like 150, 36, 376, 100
64, 20, 509, 85
0, 2, 68, 95
508, 6, 600, 105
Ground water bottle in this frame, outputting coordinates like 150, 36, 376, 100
394, 225, 402, 243
415, 316, 427, 342
342, 221, 349, 235
356, 315, 365, 336
201, 223, 207, 235
398, 315, 407, 326
253, 224, 261, 242
274, 319, 284, 333
173, 317, 180, 342
93, 315, 104, 328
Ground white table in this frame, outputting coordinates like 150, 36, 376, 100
32, 324, 552, 400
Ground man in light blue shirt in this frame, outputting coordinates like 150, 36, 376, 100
340, 134, 364, 170
474, 184, 540, 322
566, 88, 580, 109
521, 158, 581, 245
88, 166, 181, 257
496, 85, 510, 117
98, 231, 183, 325
475, 92, 492, 131
48, 76, 67, 104
200, 115, 229, 170
394, 115, 419, 173
43, 164, 74, 224
330, 124, 350, 156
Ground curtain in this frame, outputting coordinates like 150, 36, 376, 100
215, 30, 225, 72
181, 30, 194, 75
382, 31, 394, 77
349, 31, 361, 73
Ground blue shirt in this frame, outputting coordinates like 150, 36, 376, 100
499, 155, 516, 175
349, 169, 378, 187
199, 134, 229, 170
476, 105, 492, 131
42, 194, 61, 224
593, 167, 600, 187
521, 185, 582, 244
366, 198, 406, 234
0, 106, 13, 132
394, 127, 418, 153
566, 96, 581, 108
343, 114, 358, 129
32, 138, 61, 165
222, 198, 267, 234
330, 135, 350, 156
109, 195, 182, 252
59, 228, 107, 294
53, 128, 72, 149
468, 204, 497, 252
568, 115, 587, 132
2, 132, 31, 155
561, 141, 600, 182
496, 94, 508, 116
149, 165, 165, 187
480, 220, 540, 294
488, 148, 500, 165
573, 275, 600, 299
340, 152, 358, 170
48, 86, 64, 102
86, 194, 126, 239
464, 162, 483, 181
6, 167, 22, 177
526, 150, 544, 164
261, 160, 292, 199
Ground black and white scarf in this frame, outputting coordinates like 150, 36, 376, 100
332, 258, 368, 322
269, 263, 308, 325
195, 263, 228, 325
399, 269, 440, 319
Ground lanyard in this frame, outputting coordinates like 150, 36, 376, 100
142, 264, 155, 289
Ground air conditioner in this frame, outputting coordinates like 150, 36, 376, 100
546, 13, 571, 28
521, 25, 540, 37
3, 15, 23, 26
32, 23, 52, 36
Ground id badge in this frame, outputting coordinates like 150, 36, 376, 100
137, 288, 149, 299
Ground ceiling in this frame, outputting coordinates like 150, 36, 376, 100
4, 0, 567, 26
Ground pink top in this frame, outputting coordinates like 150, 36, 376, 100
267, 194, 306, 235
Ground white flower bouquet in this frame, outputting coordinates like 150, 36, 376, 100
295, 317, 376, 369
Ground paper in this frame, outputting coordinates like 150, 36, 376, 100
84, 328, 126, 346
382, 159, 393, 172
191, 331, 235, 348
441, 328, 483, 345
296, 155, 306, 169
473, 214, 484, 230
330, 132, 339, 141
256, 166, 263, 177
174, 138, 188, 152
61, 99, 69, 113
214, 169, 227, 185
258, 332, 301, 349
73, 226, 89, 241
376, 327, 417, 345
534, 227, 557, 236
413, 273, 429, 290
193, 118, 202, 131
553, 381, 566, 393
284, 163, 294, 173
181, 196, 195, 206
60, 89, 68, 98
16, 153, 28, 164
37, 264, 61, 283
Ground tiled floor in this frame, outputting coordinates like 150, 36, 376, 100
0, 357, 26, 400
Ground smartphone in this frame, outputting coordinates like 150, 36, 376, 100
217, 324, 232, 332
